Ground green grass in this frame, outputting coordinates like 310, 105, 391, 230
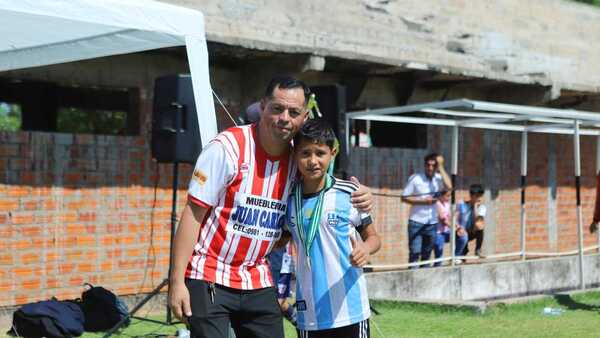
76, 291, 600, 337
368, 292, 600, 338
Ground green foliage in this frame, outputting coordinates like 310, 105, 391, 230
0, 102, 22, 132
573, 0, 600, 6
57, 107, 127, 135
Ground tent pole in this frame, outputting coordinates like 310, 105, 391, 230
450, 126, 459, 266
345, 117, 350, 157
520, 130, 528, 261
574, 120, 585, 289
597, 135, 600, 253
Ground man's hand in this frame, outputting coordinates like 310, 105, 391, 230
423, 196, 437, 205
349, 235, 369, 267
456, 227, 466, 237
436, 155, 445, 168
350, 176, 372, 213
590, 222, 598, 234
169, 281, 192, 322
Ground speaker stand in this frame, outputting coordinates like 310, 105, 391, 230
103, 162, 181, 337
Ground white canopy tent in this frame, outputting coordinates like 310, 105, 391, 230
0, 0, 217, 144
347, 99, 600, 289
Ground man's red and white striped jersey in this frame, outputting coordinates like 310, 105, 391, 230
186, 124, 296, 290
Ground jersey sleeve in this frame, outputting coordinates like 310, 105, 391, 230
477, 204, 487, 218
188, 140, 237, 208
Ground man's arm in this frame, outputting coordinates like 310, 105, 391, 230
401, 174, 436, 205
168, 202, 209, 320
349, 176, 373, 213
272, 231, 291, 250
436, 155, 452, 190
350, 225, 381, 267
401, 195, 436, 205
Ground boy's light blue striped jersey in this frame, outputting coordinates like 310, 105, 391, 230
285, 176, 372, 331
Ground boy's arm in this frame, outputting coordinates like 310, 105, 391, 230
350, 225, 381, 267
474, 204, 486, 230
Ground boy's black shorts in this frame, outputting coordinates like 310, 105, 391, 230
185, 279, 284, 338
297, 319, 370, 338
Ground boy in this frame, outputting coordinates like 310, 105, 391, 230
284, 119, 381, 338
455, 184, 487, 259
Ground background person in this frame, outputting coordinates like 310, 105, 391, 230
401, 153, 452, 268
433, 190, 451, 267
455, 184, 487, 260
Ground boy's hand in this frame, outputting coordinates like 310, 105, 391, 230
350, 176, 372, 213
349, 235, 369, 267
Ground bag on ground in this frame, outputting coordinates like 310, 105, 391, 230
81, 284, 130, 332
80, 283, 130, 332
8, 299, 85, 338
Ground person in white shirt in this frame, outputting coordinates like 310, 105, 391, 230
401, 153, 452, 268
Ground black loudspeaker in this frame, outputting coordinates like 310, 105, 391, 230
152, 74, 202, 164
309, 85, 348, 172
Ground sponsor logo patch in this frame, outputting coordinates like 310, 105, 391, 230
193, 169, 208, 186
240, 163, 249, 173
296, 300, 307, 311
327, 213, 339, 226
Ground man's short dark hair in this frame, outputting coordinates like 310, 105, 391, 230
469, 184, 484, 196
293, 118, 336, 150
424, 153, 438, 164
264, 75, 311, 104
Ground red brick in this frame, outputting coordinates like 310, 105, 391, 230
20, 253, 40, 265
0, 200, 19, 210
21, 279, 41, 290
0, 144, 19, 157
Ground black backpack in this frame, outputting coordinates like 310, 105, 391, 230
80, 283, 130, 332
9, 300, 85, 338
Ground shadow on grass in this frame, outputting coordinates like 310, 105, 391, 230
553, 294, 600, 312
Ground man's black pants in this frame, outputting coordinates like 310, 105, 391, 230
186, 279, 284, 338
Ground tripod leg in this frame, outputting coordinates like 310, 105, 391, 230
103, 278, 169, 338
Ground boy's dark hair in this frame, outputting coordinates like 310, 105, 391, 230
424, 153, 438, 164
469, 184, 484, 196
293, 118, 336, 149
264, 75, 311, 104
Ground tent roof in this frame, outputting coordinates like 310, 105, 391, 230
0, 0, 217, 144
0, 0, 206, 71
347, 99, 600, 136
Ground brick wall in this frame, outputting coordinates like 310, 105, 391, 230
349, 126, 600, 265
0, 130, 197, 306
0, 52, 242, 307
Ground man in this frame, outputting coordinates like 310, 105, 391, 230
401, 153, 452, 268
455, 184, 487, 259
168, 75, 372, 338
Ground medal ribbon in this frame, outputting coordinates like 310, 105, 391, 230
294, 174, 333, 268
